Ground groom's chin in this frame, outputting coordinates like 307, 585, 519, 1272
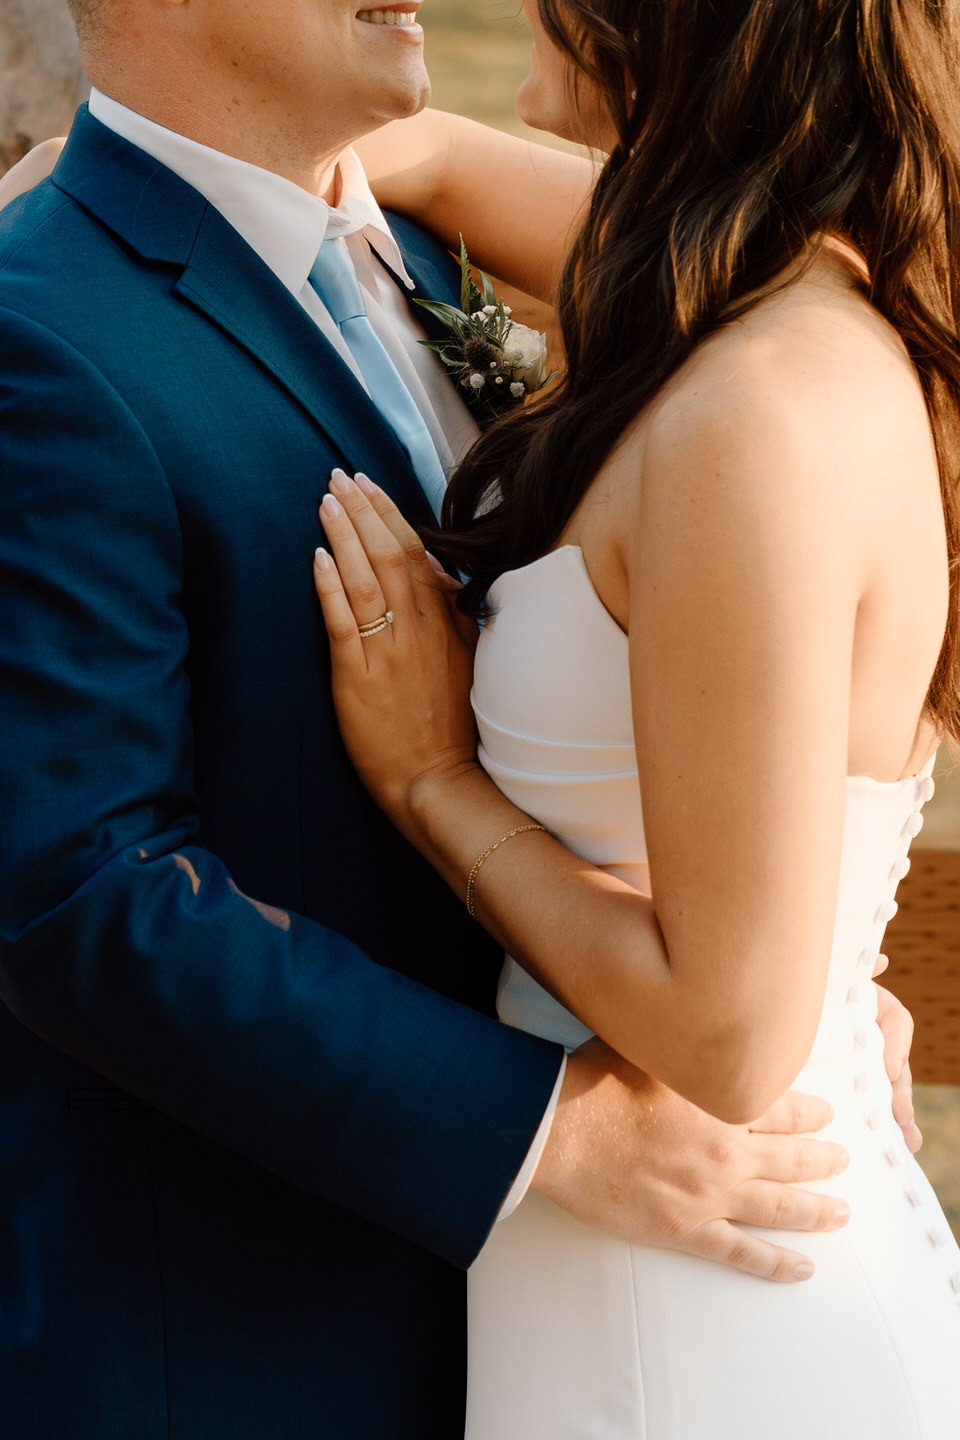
383, 72, 432, 122
411, 75, 432, 115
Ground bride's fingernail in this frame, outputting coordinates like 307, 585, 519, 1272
329, 469, 353, 495
354, 472, 377, 496
831, 1204, 851, 1227
314, 547, 332, 571
425, 550, 446, 575
321, 494, 344, 519
793, 1261, 814, 1281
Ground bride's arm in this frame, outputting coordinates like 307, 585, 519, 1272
0, 120, 594, 304
314, 325, 923, 1124
355, 110, 597, 302
0, 139, 65, 208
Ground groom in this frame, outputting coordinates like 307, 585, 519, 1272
0, 1, 870, 1436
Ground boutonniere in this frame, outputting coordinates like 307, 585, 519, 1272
415, 239, 558, 415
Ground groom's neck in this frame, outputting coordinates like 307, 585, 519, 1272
89, 76, 346, 200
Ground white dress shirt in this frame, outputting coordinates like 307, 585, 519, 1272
87, 88, 563, 1217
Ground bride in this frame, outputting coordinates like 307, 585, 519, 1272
310, 0, 960, 1433
6, 0, 956, 1428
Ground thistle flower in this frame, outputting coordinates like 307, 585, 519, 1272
464, 337, 499, 371
414, 237, 558, 419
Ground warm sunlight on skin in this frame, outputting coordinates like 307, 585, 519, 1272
515, 0, 579, 138
356, 108, 596, 300
352, 0, 612, 295
515, 0, 614, 148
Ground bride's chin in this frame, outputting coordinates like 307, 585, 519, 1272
515, 76, 612, 151
516, 85, 575, 143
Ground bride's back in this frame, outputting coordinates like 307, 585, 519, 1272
602, 243, 950, 783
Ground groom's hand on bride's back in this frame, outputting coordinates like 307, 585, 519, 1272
531, 1037, 850, 1283
873, 969, 922, 1154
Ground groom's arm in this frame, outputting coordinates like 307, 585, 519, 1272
0, 306, 855, 1281
0, 305, 562, 1268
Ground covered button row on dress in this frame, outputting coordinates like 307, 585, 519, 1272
889, 854, 911, 883
879, 775, 958, 1297
849, 780, 927, 1158
903, 1185, 950, 1264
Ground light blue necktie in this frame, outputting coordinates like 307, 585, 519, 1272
309, 236, 447, 519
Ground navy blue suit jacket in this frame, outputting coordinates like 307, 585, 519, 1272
0, 106, 561, 1439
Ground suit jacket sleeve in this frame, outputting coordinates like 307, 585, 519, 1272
0, 306, 563, 1269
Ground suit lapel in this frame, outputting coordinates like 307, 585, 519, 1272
51, 107, 437, 529
174, 206, 436, 525
381, 212, 463, 347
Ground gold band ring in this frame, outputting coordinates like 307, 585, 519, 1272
358, 610, 394, 639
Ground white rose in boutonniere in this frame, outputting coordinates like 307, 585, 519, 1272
503, 324, 548, 390
415, 238, 558, 419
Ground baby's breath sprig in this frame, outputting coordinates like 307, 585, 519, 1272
415, 238, 557, 416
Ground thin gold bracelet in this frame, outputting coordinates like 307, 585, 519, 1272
465, 823, 546, 920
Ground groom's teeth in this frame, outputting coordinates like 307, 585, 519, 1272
357, 9, 417, 23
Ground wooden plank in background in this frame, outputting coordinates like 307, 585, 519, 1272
882, 849, 960, 1085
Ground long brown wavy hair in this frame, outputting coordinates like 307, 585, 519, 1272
442, 0, 960, 747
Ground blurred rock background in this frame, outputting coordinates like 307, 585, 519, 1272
0, 0, 86, 173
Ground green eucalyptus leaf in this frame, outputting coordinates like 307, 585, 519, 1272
459, 235, 473, 314
413, 298, 468, 330
417, 339, 459, 359
452, 314, 477, 342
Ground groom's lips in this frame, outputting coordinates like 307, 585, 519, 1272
356, 3, 422, 26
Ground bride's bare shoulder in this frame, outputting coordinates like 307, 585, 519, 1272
639, 247, 936, 512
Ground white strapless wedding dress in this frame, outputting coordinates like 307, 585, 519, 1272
465, 545, 960, 1440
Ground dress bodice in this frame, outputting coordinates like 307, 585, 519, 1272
473, 544, 936, 1090
467, 548, 960, 1440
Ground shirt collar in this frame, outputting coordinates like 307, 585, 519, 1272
87, 88, 414, 296
328, 147, 413, 290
